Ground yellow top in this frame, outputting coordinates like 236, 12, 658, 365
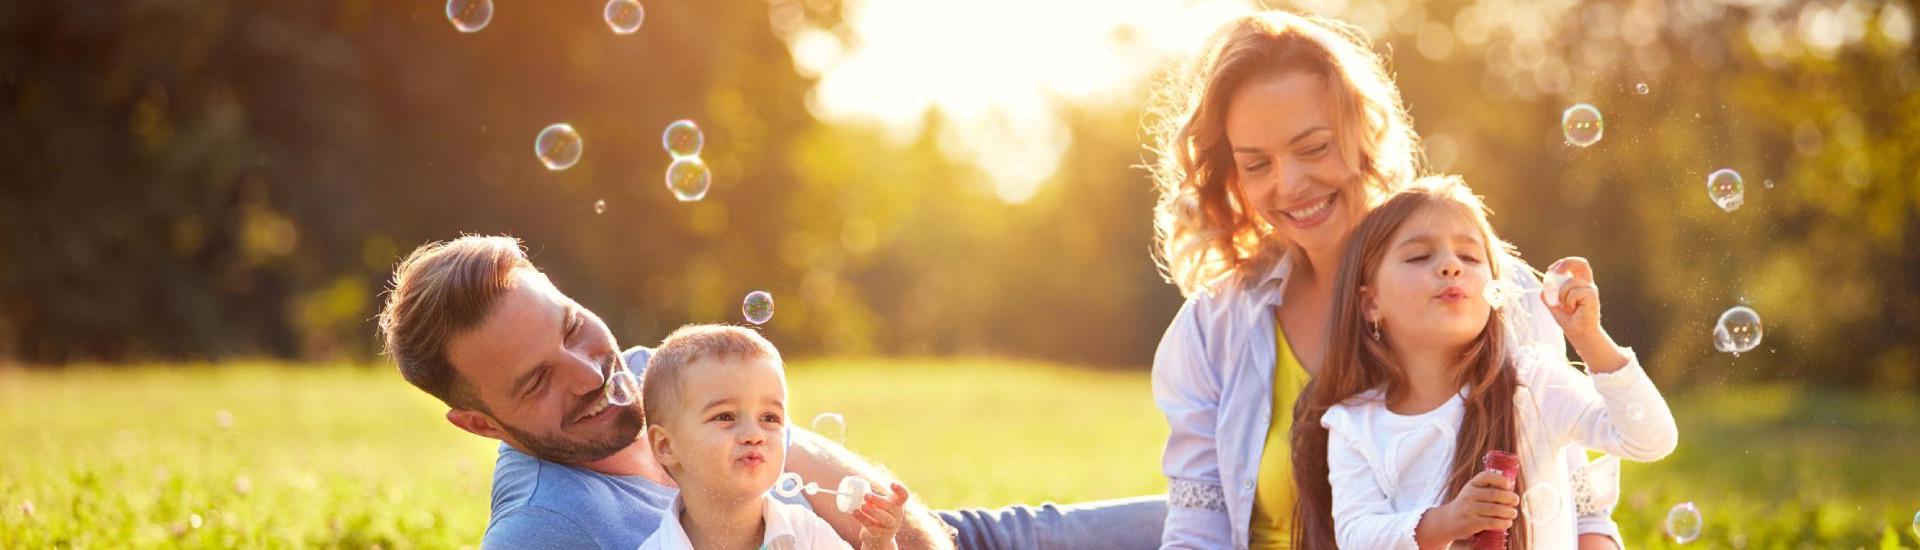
1248, 316, 1310, 549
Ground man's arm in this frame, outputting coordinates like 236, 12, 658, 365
786, 428, 956, 550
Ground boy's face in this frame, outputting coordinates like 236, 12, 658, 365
650, 355, 788, 504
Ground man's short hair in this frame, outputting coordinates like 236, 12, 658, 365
376, 235, 534, 411
641, 324, 784, 428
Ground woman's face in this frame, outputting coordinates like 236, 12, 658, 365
1224, 71, 1368, 259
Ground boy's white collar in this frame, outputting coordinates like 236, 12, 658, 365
656, 494, 799, 549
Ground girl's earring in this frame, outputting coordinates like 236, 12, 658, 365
1370, 320, 1383, 341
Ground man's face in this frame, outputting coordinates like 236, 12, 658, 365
445, 269, 642, 464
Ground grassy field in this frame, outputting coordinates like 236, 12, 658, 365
1, 360, 1917, 548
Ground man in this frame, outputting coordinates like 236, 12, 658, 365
377, 235, 1164, 549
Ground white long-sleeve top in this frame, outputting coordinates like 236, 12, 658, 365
1319, 348, 1679, 549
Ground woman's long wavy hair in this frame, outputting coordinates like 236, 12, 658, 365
1145, 10, 1422, 297
1289, 176, 1528, 549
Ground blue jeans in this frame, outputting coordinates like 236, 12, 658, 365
937, 495, 1166, 550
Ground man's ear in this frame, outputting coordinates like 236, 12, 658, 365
647, 423, 676, 470
447, 408, 508, 441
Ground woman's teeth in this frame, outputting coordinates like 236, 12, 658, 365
1285, 195, 1334, 220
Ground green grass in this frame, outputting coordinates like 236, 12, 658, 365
1, 361, 1917, 548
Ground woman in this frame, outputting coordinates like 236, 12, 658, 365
1144, 11, 1625, 549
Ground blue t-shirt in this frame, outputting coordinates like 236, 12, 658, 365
480, 346, 814, 549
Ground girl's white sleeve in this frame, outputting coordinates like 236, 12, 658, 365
1324, 407, 1425, 550
1151, 298, 1234, 549
1528, 349, 1680, 462
1499, 255, 1626, 544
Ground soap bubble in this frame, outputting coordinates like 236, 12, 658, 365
446, 0, 493, 32
1910, 509, 1918, 540
536, 123, 583, 171
605, 369, 640, 406
665, 156, 710, 201
1635, 82, 1650, 95
1712, 306, 1763, 356
1562, 104, 1603, 147
593, 200, 606, 215
1764, 178, 1775, 189
1522, 483, 1563, 522
604, 0, 644, 34
811, 412, 846, 444
663, 119, 703, 158
743, 291, 774, 324
836, 476, 873, 513
1706, 168, 1745, 212
1665, 501, 1702, 544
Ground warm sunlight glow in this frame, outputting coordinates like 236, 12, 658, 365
784, 0, 1257, 203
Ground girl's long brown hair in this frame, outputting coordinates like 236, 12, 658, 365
1290, 176, 1528, 549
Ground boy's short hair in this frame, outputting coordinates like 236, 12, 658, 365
641, 324, 784, 428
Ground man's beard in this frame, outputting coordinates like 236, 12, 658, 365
499, 405, 644, 464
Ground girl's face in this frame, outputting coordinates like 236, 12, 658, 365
1363, 205, 1495, 353
1224, 71, 1367, 258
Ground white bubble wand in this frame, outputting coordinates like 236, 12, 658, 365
774, 472, 889, 514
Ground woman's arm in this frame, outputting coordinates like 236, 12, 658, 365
1152, 299, 1235, 549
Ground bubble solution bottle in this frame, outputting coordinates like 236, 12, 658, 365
1473, 450, 1520, 550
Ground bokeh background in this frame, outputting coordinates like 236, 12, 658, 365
3, 0, 1918, 547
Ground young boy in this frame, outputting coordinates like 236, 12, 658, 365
637, 324, 911, 550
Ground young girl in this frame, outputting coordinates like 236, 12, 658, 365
1291, 176, 1679, 548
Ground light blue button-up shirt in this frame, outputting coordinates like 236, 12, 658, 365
1151, 252, 1623, 549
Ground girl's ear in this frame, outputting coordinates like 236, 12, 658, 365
1359, 285, 1381, 324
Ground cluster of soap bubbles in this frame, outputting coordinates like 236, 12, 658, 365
1553, 82, 1799, 547
1557, 97, 1770, 367
447, 0, 644, 35
663, 120, 712, 201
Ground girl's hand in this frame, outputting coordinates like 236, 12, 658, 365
855, 482, 910, 550
1543, 257, 1630, 373
1415, 470, 1518, 546
1543, 257, 1602, 341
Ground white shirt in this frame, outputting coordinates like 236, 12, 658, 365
637, 494, 850, 550
1152, 251, 1628, 549
1319, 348, 1680, 549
